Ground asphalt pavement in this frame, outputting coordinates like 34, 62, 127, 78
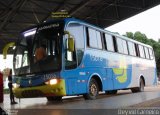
1, 85, 160, 115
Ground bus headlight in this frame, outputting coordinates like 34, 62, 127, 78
45, 79, 58, 85
13, 83, 20, 88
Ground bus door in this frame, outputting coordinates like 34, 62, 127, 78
105, 68, 114, 90
63, 23, 85, 95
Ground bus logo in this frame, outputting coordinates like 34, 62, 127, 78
113, 57, 127, 83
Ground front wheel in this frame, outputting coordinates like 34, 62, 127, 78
83, 78, 99, 100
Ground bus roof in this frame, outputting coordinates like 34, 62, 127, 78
21, 18, 152, 48
64, 18, 152, 48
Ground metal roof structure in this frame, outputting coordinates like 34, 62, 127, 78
0, 0, 160, 53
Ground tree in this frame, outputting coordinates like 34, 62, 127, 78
125, 32, 134, 39
133, 31, 148, 43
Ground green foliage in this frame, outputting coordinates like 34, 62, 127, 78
125, 31, 160, 74
125, 32, 134, 39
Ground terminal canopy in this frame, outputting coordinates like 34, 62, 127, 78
0, 0, 160, 53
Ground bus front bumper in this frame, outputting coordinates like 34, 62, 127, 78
13, 79, 66, 98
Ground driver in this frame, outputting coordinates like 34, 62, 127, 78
35, 44, 47, 62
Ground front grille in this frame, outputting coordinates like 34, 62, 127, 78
22, 90, 44, 98
20, 83, 45, 88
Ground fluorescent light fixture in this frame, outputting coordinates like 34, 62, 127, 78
23, 28, 36, 37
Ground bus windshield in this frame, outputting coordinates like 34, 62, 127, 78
14, 22, 64, 75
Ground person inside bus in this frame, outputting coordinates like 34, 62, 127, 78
8, 69, 17, 104
35, 44, 47, 62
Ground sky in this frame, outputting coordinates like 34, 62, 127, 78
1, 4, 160, 72
106, 4, 160, 41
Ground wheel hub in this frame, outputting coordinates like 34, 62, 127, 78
90, 84, 97, 96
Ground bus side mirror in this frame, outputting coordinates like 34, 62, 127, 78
3, 42, 15, 59
68, 37, 74, 52
64, 31, 75, 52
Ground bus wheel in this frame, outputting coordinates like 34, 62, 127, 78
131, 78, 144, 93
46, 96, 62, 101
139, 78, 145, 92
105, 90, 117, 95
83, 78, 99, 100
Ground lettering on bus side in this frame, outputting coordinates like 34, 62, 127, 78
38, 23, 59, 31
90, 54, 103, 62
43, 73, 58, 81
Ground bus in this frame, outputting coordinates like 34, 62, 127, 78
11, 18, 157, 100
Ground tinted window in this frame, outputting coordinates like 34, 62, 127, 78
88, 28, 102, 49
116, 38, 128, 54
96, 31, 102, 49
67, 23, 84, 49
138, 45, 145, 58
149, 48, 154, 59
31, 24, 62, 73
116, 37, 123, 53
67, 23, 85, 66
122, 40, 128, 54
144, 47, 150, 59
88, 28, 97, 48
105, 34, 114, 51
128, 41, 136, 56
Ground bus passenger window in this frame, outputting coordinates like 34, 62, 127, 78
116, 38, 128, 54
88, 28, 102, 49
138, 45, 145, 58
104, 34, 114, 51
96, 31, 102, 49
122, 40, 128, 55
128, 41, 136, 56
116, 37, 123, 54
149, 48, 154, 59
144, 47, 150, 59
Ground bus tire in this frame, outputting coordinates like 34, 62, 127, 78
131, 78, 144, 93
83, 78, 99, 100
139, 78, 145, 92
105, 90, 117, 95
46, 96, 62, 101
